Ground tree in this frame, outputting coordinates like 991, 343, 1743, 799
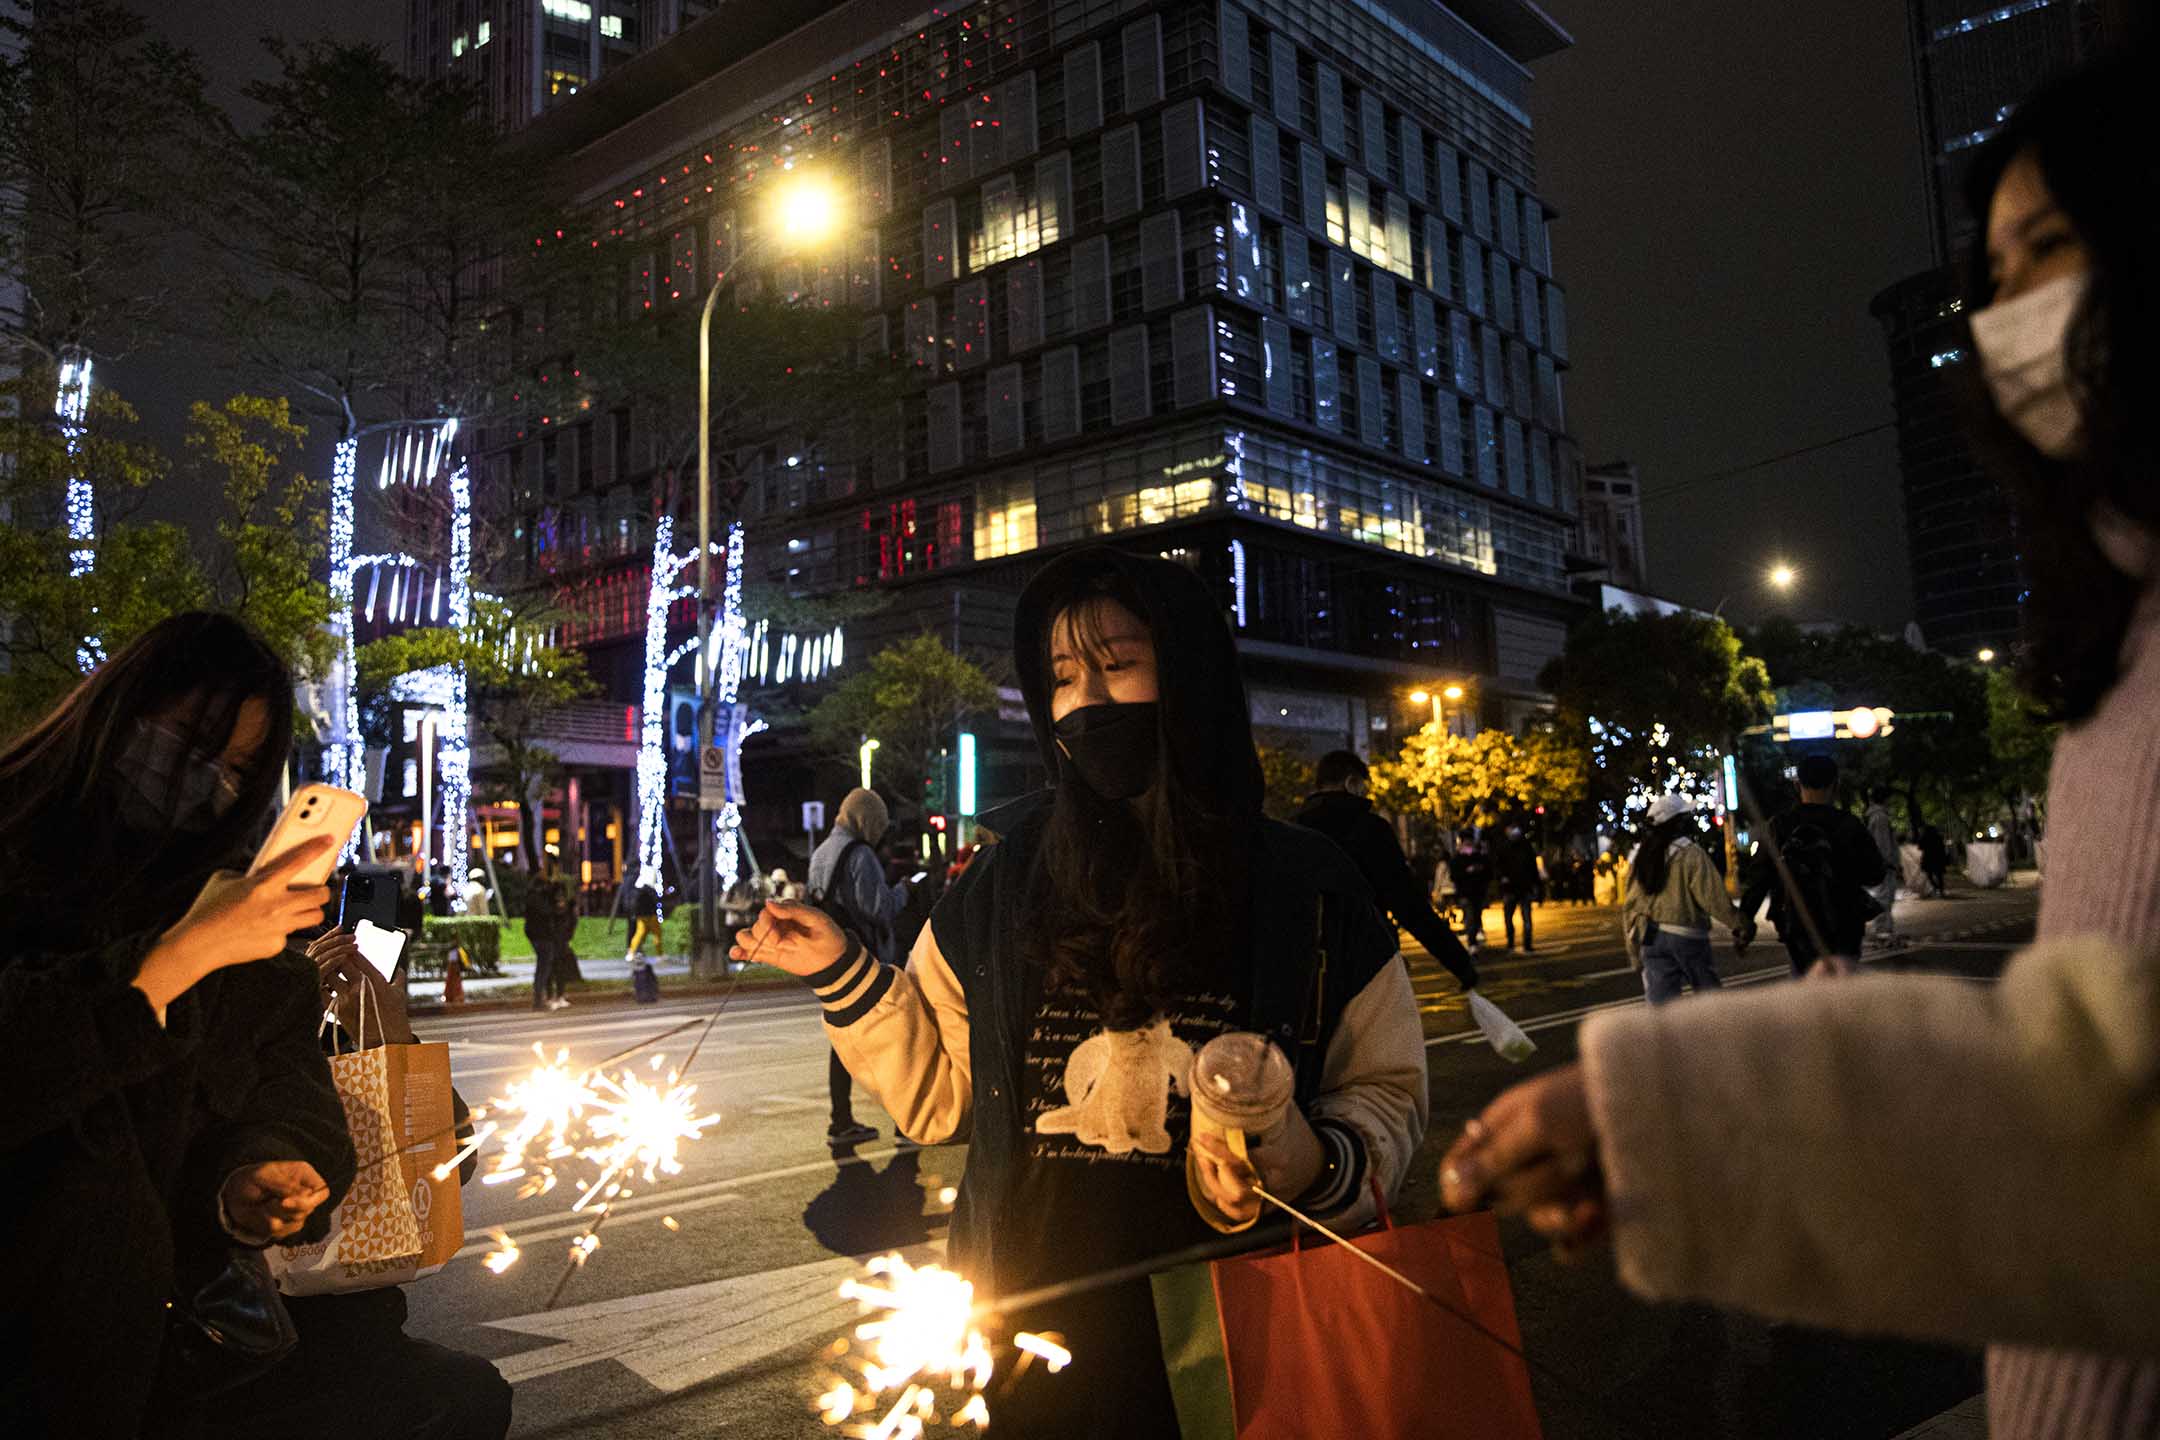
805, 633, 998, 803
0, 384, 335, 739
0, 1, 214, 362
1368, 721, 1590, 844
1541, 609, 1771, 830
356, 597, 596, 869
1743, 619, 1994, 835
184, 395, 333, 683
1256, 745, 1315, 821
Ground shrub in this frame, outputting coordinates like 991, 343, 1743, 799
423, 915, 504, 976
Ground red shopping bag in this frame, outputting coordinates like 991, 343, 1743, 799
1156, 1194, 1542, 1440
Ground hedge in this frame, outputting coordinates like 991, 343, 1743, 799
422, 916, 504, 976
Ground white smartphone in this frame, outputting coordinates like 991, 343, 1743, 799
352, 919, 410, 981
250, 784, 369, 887
909, 870, 929, 885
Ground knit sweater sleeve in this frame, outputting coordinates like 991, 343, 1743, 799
1579, 935, 2160, 1356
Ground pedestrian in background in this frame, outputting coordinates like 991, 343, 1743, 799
1863, 786, 1904, 949
625, 881, 661, 963
1622, 794, 1754, 1004
1449, 833, 1495, 951
461, 867, 492, 917
0, 614, 356, 1436
1440, 56, 2160, 1438
1740, 754, 1885, 974
525, 860, 571, 1011
1919, 822, 1950, 897
1295, 750, 1480, 993
808, 788, 911, 1148
1496, 824, 1541, 953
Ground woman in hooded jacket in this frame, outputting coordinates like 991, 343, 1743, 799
0, 613, 357, 1435
736, 548, 1428, 1433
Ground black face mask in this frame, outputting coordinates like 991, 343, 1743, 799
1053, 702, 1161, 800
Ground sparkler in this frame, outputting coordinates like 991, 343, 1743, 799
816, 1254, 1073, 1434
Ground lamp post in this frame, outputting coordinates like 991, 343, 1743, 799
859, 738, 880, 793
694, 174, 843, 958
1409, 682, 1467, 734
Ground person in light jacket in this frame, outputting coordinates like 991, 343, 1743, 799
734, 549, 1426, 1437
1622, 793, 1754, 1004
1441, 58, 2160, 1439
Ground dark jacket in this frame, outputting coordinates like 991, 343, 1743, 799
1293, 790, 1478, 989
1741, 802, 1888, 947
0, 940, 356, 1436
1495, 834, 1542, 896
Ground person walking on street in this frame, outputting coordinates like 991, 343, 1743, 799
525, 862, 572, 1011
625, 882, 662, 963
1442, 62, 2160, 1438
1449, 835, 1494, 951
1622, 794, 1754, 1004
1294, 751, 1480, 993
1496, 825, 1540, 953
1740, 754, 1886, 975
808, 788, 912, 1148
1919, 822, 1950, 897
1863, 786, 1904, 948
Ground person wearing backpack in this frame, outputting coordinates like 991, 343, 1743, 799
1740, 754, 1886, 976
807, 788, 911, 1147
1623, 794, 1755, 1004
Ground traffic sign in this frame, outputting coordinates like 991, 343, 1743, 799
802, 800, 826, 833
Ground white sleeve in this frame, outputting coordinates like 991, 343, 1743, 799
819, 922, 973, 1145
1302, 956, 1431, 1228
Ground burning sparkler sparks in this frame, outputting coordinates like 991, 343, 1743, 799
817, 1254, 1074, 1434
482, 1230, 521, 1274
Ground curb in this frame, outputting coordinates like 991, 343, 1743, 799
408, 970, 801, 1017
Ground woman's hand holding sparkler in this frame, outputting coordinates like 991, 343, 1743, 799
1189, 1130, 1264, 1225
729, 900, 849, 977
1440, 1064, 1609, 1258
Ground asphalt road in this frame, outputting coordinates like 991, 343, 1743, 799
405, 879, 2040, 1439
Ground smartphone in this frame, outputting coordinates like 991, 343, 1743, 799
352, 919, 411, 981
250, 784, 368, 887
909, 870, 929, 885
337, 866, 403, 933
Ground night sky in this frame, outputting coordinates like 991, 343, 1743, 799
128, 0, 1934, 632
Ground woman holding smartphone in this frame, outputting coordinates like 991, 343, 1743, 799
735, 548, 1428, 1435
0, 613, 357, 1436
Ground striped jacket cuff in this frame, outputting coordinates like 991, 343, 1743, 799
807, 937, 895, 1027
1297, 1119, 1370, 1216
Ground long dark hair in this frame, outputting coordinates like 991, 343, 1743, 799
0, 613, 295, 953
1959, 52, 2158, 721
1631, 812, 1696, 897
1022, 566, 1250, 1029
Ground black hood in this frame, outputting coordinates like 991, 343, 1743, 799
1013, 546, 1264, 820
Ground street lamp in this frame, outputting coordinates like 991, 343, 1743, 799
1768, 563, 1797, 590
859, 738, 880, 792
695, 172, 846, 949
1409, 682, 1468, 732
1977, 647, 1997, 664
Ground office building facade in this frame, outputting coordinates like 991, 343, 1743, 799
404, 0, 719, 127
1576, 460, 1647, 593
477, 0, 1584, 869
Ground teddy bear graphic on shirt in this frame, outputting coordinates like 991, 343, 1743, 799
1035, 1017, 1194, 1155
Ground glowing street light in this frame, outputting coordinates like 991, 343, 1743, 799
859, 738, 880, 792
1768, 563, 1797, 590
770, 174, 845, 243
1410, 683, 1468, 732
1977, 647, 1997, 664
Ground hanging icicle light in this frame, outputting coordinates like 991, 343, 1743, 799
440, 433, 472, 911
633, 516, 680, 897
328, 435, 365, 826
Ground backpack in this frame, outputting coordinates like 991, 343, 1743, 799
1778, 818, 1881, 937
810, 839, 876, 944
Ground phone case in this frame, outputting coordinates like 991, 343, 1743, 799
252, 785, 369, 886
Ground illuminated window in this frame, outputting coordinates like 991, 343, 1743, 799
548, 69, 584, 97
974, 476, 1038, 558
451, 34, 467, 57
600, 14, 623, 39
476, 20, 491, 44
542, 0, 592, 19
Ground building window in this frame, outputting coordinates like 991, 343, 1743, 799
975, 473, 1038, 557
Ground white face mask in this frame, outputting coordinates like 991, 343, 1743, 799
1968, 272, 2090, 458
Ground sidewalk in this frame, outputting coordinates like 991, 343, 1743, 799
1892, 1394, 1985, 1439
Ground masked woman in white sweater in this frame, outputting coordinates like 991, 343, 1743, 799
1443, 53, 2160, 1440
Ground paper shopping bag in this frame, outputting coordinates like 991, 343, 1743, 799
275, 1042, 460, 1294
1153, 1209, 1542, 1440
